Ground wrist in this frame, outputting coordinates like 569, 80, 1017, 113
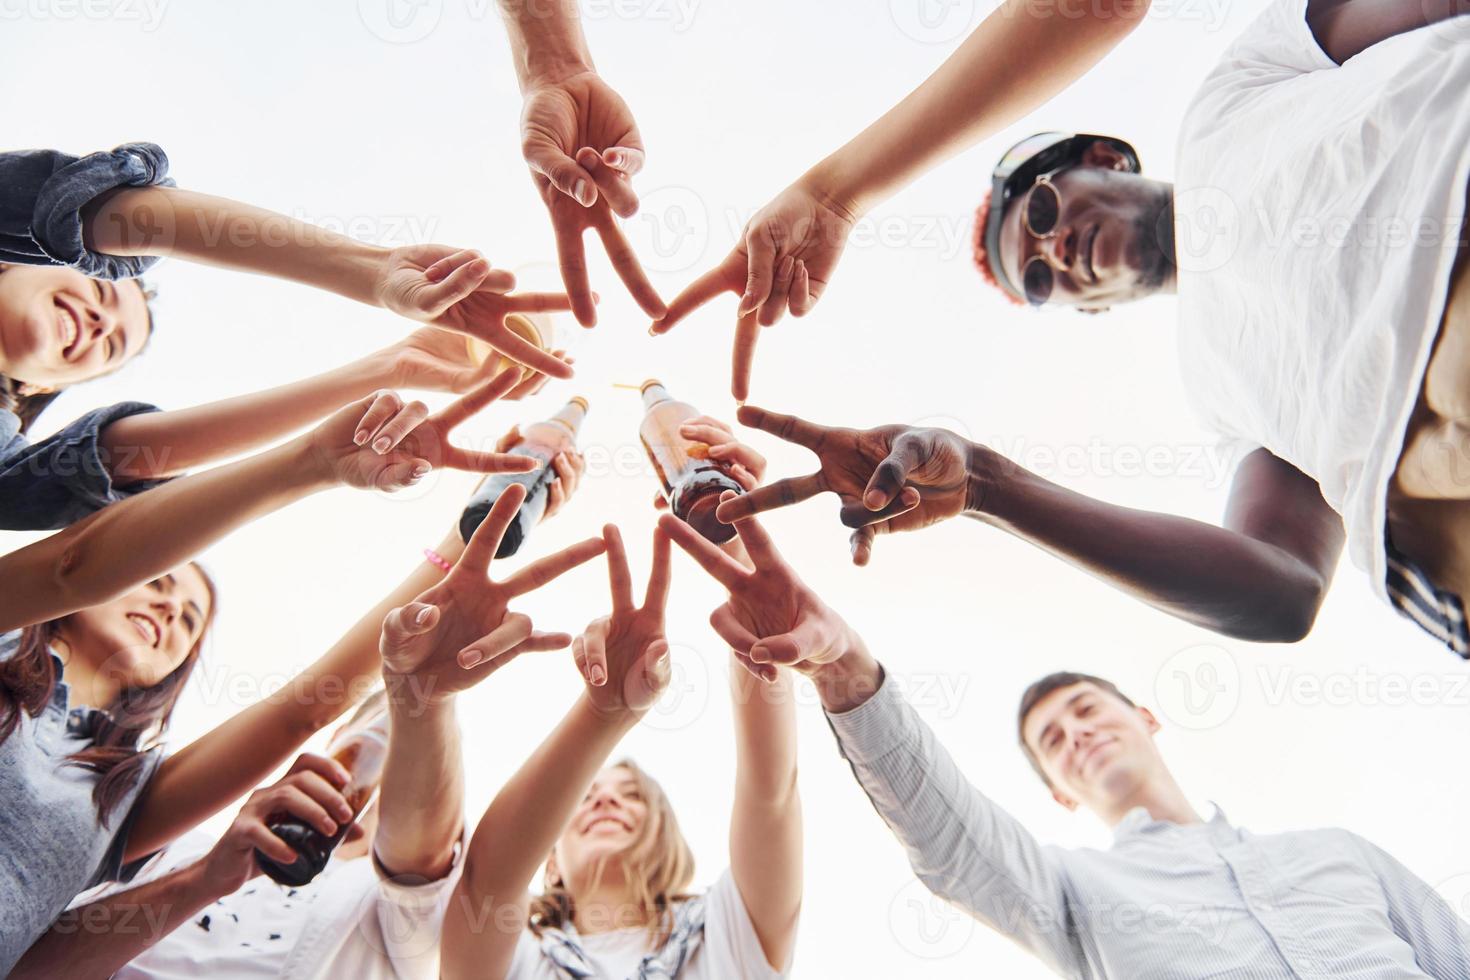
964, 442, 1016, 516
809, 638, 883, 715
187, 854, 237, 903
281, 433, 344, 493
800, 157, 871, 225
575, 691, 643, 733
386, 677, 458, 718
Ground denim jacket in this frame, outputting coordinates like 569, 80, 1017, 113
0, 401, 167, 530
0, 142, 174, 279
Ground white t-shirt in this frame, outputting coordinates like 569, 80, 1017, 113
77, 830, 459, 980
506, 870, 789, 979
1173, 0, 1470, 601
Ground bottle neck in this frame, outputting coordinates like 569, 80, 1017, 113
548, 398, 589, 437
640, 383, 671, 411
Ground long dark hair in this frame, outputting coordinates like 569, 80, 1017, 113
0, 565, 216, 825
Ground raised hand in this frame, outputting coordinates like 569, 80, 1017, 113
388, 327, 572, 399
307, 370, 540, 492
650, 180, 857, 401
379, 482, 606, 706
521, 71, 665, 326
377, 244, 516, 320
200, 754, 353, 894
658, 503, 858, 682
573, 524, 674, 717
718, 405, 979, 565
426, 283, 579, 382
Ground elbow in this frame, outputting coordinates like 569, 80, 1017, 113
1218, 574, 1326, 644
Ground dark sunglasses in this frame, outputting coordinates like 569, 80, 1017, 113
1018, 175, 1062, 306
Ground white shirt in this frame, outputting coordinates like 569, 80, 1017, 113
826, 672, 1470, 978
88, 830, 459, 980
1173, 0, 1470, 602
505, 871, 788, 979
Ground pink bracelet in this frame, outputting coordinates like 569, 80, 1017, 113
423, 548, 453, 573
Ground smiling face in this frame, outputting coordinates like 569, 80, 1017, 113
0, 264, 151, 388
56, 566, 213, 692
1021, 681, 1166, 815
553, 765, 651, 885
997, 141, 1176, 311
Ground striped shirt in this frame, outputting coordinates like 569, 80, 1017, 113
825, 671, 1470, 978
1386, 533, 1469, 659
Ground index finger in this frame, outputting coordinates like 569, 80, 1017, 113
552, 216, 597, 327
735, 404, 831, 452
485, 321, 576, 380
602, 523, 635, 611
432, 366, 523, 430
656, 512, 747, 591
731, 309, 759, 403
721, 492, 782, 567
592, 210, 666, 319
650, 251, 744, 334
642, 525, 673, 614
457, 483, 527, 577
500, 534, 607, 597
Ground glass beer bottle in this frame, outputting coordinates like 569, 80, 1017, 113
256, 694, 389, 887
639, 379, 744, 544
459, 397, 588, 558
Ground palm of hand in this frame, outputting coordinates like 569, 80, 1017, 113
742, 184, 854, 291
523, 74, 638, 173
397, 328, 479, 392
852, 426, 973, 528
586, 608, 668, 716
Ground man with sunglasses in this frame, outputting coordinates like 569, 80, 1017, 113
713, 6, 1470, 655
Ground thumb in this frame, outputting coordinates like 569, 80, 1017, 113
863, 434, 924, 510
526, 143, 598, 207
382, 602, 440, 649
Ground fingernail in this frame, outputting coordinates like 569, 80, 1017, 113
460, 649, 481, 669
648, 325, 658, 336
337, 805, 352, 821
373, 437, 391, 454
590, 665, 605, 686
865, 489, 886, 509
411, 464, 431, 479
353, 431, 368, 446
574, 180, 592, 206
415, 605, 434, 625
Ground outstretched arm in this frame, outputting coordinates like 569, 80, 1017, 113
494, 0, 664, 325
443, 524, 671, 980
0, 378, 531, 633
654, 0, 1152, 397
127, 444, 596, 865
99, 332, 558, 484
1307, 0, 1468, 64
723, 407, 1345, 643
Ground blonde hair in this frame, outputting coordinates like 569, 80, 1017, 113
530, 759, 696, 942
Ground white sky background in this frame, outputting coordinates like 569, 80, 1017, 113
7, 0, 1470, 975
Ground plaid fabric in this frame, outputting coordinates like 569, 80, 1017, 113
538, 896, 707, 979
1386, 535, 1469, 658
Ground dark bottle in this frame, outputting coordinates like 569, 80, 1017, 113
639, 379, 745, 544
255, 697, 389, 887
458, 397, 589, 558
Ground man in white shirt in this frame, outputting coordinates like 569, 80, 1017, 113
724, 0, 1470, 655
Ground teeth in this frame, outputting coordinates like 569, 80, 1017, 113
128, 614, 160, 646
57, 306, 79, 355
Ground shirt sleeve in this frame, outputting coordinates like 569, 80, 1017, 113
0, 142, 173, 280
0, 402, 169, 531
824, 671, 1089, 977
370, 839, 466, 980
700, 869, 789, 979
1351, 833, 1470, 979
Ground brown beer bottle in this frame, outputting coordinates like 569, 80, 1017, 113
639, 379, 744, 544
256, 695, 389, 887
459, 397, 588, 558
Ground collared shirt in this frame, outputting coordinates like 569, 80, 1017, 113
0, 630, 162, 977
0, 142, 173, 279
825, 671, 1470, 979
97, 829, 464, 980
0, 401, 165, 530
